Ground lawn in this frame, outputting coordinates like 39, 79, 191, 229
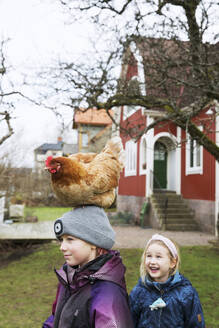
0, 244, 218, 327
24, 206, 116, 222
24, 207, 72, 221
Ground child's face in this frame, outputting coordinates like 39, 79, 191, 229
59, 234, 97, 267
145, 242, 176, 283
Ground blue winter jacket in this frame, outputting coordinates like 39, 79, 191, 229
129, 272, 205, 328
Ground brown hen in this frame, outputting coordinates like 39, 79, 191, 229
45, 136, 125, 208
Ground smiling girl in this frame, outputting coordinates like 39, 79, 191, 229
129, 234, 205, 328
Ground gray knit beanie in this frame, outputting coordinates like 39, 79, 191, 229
54, 206, 115, 249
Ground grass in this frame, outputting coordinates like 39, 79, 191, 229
24, 207, 72, 221
24, 206, 116, 222
0, 244, 218, 328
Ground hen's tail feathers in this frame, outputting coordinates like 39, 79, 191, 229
104, 136, 125, 168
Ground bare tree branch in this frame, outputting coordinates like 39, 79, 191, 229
55, 0, 219, 160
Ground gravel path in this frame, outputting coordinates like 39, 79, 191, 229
0, 222, 216, 248
113, 226, 216, 248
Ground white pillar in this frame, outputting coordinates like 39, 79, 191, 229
146, 116, 154, 198
176, 126, 182, 195
0, 195, 5, 223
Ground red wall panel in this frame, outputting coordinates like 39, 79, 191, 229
181, 116, 216, 201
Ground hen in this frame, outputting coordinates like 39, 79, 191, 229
45, 136, 125, 208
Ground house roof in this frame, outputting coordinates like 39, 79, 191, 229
35, 141, 78, 155
120, 37, 218, 111
73, 108, 113, 128
35, 141, 63, 154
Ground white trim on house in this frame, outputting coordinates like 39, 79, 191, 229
168, 147, 176, 191
129, 41, 146, 96
152, 132, 177, 192
123, 41, 146, 120
139, 135, 147, 175
145, 117, 154, 197
111, 106, 121, 137
125, 139, 137, 177
176, 127, 182, 195
145, 120, 178, 197
185, 127, 203, 176
123, 76, 141, 120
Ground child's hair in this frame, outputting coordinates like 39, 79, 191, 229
140, 234, 180, 283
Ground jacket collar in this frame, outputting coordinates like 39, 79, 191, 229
145, 271, 182, 291
55, 250, 127, 292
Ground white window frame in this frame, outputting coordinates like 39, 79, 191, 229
186, 127, 203, 175
82, 133, 88, 147
125, 139, 137, 176
139, 136, 147, 175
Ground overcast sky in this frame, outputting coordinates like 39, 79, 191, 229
0, 0, 96, 167
0, 0, 218, 167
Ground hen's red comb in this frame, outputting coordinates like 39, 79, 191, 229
45, 156, 53, 167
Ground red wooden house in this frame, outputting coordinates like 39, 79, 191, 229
114, 40, 218, 235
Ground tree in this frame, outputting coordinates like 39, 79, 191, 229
0, 39, 27, 146
0, 39, 14, 145
57, 0, 219, 160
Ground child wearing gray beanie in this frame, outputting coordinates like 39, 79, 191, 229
43, 205, 134, 328
54, 205, 115, 249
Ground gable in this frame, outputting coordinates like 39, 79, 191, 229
73, 108, 113, 128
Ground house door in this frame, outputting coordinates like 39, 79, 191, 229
153, 141, 167, 189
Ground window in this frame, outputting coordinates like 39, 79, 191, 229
82, 133, 88, 147
125, 140, 137, 176
154, 143, 166, 160
186, 130, 203, 175
139, 137, 147, 175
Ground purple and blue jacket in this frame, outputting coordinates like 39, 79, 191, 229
43, 250, 134, 328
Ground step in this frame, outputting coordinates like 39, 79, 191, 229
156, 208, 192, 214
152, 201, 187, 207
160, 218, 196, 224
153, 189, 176, 194
151, 198, 187, 204
160, 213, 194, 218
152, 198, 183, 204
162, 218, 196, 225
152, 202, 191, 209
162, 215, 195, 221
158, 213, 193, 218
152, 194, 182, 199
165, 224, 199, 231
151, 192, 198, 231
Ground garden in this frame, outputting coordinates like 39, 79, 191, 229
0, 207, 219, 327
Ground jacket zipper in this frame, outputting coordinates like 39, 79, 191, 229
158, 289, 164, 328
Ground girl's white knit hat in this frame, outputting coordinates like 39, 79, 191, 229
54, 205, 115, 249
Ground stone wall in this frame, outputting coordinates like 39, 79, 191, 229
186, 199, 215, 234
147, 204, 162, 229
117, 194, 216, 234
117, 195, 145, 224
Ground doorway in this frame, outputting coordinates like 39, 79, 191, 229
153, 141, 167, 189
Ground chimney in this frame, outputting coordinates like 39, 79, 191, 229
57, 136, 62, 143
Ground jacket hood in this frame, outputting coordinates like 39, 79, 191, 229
55, 250, 127, 292
141, 271, 192, 292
